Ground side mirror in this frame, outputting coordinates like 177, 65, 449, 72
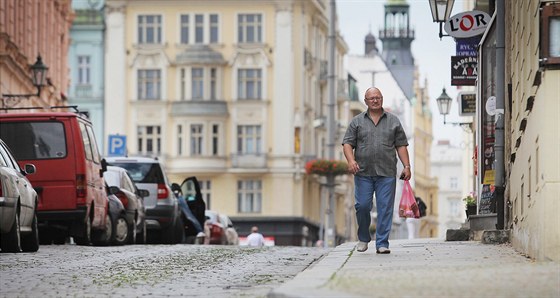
137, 189, 149, 198
24, 164, 36, 175
108, 186, 120, 195
100, 158, 108, 177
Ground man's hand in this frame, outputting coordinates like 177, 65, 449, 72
400, 167, 411, 180
348, 160, 360, 175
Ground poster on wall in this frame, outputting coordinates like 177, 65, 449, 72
479, 184, 495, 214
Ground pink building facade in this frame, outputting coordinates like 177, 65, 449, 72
0, 0, 73, 109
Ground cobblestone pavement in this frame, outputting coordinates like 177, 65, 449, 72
0, 244, 330, 297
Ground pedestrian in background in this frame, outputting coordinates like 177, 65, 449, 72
342, 87, 411, 254
246, 226, 265, 247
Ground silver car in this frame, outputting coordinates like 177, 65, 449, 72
104, 165, 149, 244
0, 139, 39, 252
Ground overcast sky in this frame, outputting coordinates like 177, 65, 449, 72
337, 0, 470, 146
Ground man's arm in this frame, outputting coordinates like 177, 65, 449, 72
343, 143, 360, 174
396, 145, 411, 180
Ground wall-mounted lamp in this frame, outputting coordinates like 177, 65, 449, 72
2, 55, 49, 99
429, 0, 455, 40
436, 87, 472, 131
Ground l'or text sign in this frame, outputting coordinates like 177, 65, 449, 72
444, 10, 491, 38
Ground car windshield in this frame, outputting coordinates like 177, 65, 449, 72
108, 162, 164, 184
0, 122, 67, 160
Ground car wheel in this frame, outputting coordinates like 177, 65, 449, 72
1, 210, 21, 253
92, 213, 112, 246
112, 215, 128, 246
21, 212, 39, 252
74, 212, 92, 246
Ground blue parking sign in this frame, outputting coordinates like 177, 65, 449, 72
108, 135, 127, 156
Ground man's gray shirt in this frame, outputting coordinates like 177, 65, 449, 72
342, 110, 408, 177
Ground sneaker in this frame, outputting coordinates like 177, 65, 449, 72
376, 247, 391, 254
356, 241, 368, 252
196, 232, 206, 238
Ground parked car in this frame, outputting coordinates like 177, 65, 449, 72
0, 109, 111, 246
219, 213, 239, 245
104, 188, 129, 246
0, 139, 39, 252
204, 210, 227, 245
105, 156, 183, 244
105, 166, 148, 244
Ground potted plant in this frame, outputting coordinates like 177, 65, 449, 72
463, 194, 477, 217
304, 159, 348, 177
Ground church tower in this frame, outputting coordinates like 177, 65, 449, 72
379, 0, 415, 99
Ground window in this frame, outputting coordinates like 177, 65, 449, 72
237, 125, 261, 154
77, 56, 90, 85
0, 122, 67, 160
177, 125, 183, 155
199, 180, 211, 209
237, 69, 262, 99
179, 13, 219, 44
450, 177, 458, 189
541, 3, 560, 66
238, 180, 262, 213
138, 125, 161, 155
210, 14, 219, 43
180, 67, 219, 100
238, 14, 262, 43
138, 15, 162, 44
79, 122, 93, 161
190, 124, 203, 155
449, 200, 459, 217
191, 68, 204, 99
195, 14, 204, 44
211, 124, 219, 156
180, 15, 189, 44
85, 125, 101, 163
138, 69, 161, 100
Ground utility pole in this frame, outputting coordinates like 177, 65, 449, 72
325, 0, 336, 248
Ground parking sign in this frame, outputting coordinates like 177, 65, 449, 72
108, 135, 127, 156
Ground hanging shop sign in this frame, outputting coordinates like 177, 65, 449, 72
459, 91, 476, 116
451, 56, 478, 86
444, 10, 491, 38
456, 35, 482, 57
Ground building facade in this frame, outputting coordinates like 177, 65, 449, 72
501, 0, 559, 261
104, 0, 349, 246
68, 0, 105, 149
0, 0, 73, 109
431, 140, 465, 237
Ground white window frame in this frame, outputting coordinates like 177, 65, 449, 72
178, 13, 220, 45
237, 125, 262, 154
237, 68, 262, 100
237, 13, 262, 43
77, 55, 90, 85
199, 180, 212, 209
137, 15, 162, 44
190, 124, 204, 156
137, 125, 161, 155
137, 69, 161, 100
178, 66, 221, 101
237, 179, 262, 213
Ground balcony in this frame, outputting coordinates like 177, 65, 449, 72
231, 153, 267, 168
74, 85, 93, 98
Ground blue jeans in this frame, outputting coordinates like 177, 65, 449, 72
354, 175, 396, 249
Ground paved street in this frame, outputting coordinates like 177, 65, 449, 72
0, 244, 329, 297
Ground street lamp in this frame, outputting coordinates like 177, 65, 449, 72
429, 0, 455, 39
436, 87, 472, 130
2, 55, 49, 99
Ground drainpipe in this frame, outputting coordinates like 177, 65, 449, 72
495, 0, 505, 230
326, 0, 337, 247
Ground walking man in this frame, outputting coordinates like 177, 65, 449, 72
342, 87, 411, 254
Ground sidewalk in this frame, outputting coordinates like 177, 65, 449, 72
269, 238, 560, 298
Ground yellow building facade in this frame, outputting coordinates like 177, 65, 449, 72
104, 0, 349, 246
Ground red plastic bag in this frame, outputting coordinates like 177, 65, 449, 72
399, 180, 420, 218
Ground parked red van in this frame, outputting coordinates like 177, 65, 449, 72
0, 110, 110, 245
